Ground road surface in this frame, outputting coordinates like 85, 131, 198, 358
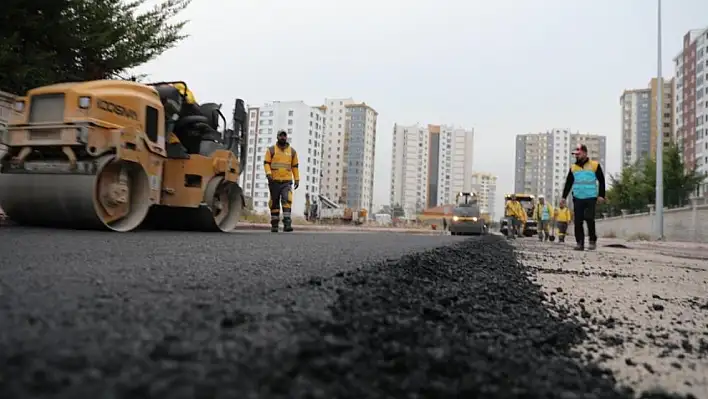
517, 238, 707, 399
0, 227, 697, 398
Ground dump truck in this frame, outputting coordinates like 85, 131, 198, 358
0, 80, 248, 232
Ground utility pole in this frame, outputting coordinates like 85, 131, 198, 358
655, 0, 665, 240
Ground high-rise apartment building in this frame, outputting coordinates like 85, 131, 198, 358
391, 124, 428, 217
470, 172, 497, 219
649, 78, 676, 157
620, 88, 651, 167
320, 98, 378, 211
620, 78, 675, 167
514, 129, 606, 204
673, 27, 708, 193
390, 123, 474, 218
241, 101, 325, 216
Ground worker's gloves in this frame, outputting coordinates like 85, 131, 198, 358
294, 180, 300, 190
266, 175, 273, 184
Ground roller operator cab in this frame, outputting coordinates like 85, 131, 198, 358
499, 193, 537, 237
0, 79, 249, 232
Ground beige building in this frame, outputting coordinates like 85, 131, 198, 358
470, 172, 497, 219
649, 77, 675, 158
320, 98, 378, 211
620, 78, 675, 168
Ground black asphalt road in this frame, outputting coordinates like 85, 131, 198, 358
0, 228, 692, 398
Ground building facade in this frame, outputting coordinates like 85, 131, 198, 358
514, 129, 606, 205
241, 101, 325, 216
320, 98, 378, 211
390, 124, 429, 218
649, 77, 676, 158
390, 123, 474, 218
620, 88, 651, 167
321, 98, 354, 203
673, 27, 708, 194
470, 172, 497, 220
620, 78, 675, 168
342, 103, 378, 211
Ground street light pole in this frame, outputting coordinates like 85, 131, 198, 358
655, 0, 664, 240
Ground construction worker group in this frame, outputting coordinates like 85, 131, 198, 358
504, 195, 572, 242
504, 143, 606, 250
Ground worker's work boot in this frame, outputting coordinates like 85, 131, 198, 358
559, 236, 565, 243
588, 241, 597, 250
270, 219, 279, 233
573, 244, 584, 251
283, 217, 293, 232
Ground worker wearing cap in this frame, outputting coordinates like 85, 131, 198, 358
533, 195, 554, 242
263, 130, 300, 232
554, 201, 572, 243
561, 144, 606, 250
504, 194, 526, 239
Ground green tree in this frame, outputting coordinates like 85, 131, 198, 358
603, 163, 649, 214
0, 0, 191, 94
603, 142, 703, 214
639, 142, 702, 209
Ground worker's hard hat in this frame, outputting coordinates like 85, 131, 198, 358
538, 195, 544, 199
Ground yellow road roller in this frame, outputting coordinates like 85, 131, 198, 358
0, 80, 248, 232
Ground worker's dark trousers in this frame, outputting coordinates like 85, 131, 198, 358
268, 181, 293, 226
573, 197, 597, 245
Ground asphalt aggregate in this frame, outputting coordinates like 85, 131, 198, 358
0, 227, 695, 398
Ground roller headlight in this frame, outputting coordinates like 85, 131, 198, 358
14, 100, 25, 112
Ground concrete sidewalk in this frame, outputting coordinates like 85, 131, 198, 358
516, 239, 708, 398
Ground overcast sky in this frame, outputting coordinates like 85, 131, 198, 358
137, 0, 708, 213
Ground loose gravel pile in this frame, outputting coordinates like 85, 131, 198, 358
0, 232, 692, 398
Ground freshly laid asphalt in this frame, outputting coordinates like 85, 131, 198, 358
0, 227, 695, 398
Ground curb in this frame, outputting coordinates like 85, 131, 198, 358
234, 223, 441, 235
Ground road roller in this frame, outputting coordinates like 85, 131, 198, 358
0, 79, 249, 232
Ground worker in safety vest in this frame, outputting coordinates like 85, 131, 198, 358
263, 130, 300, 232
554, 202, 572, 243
561, 144, 606, 251
504, 194, 526, 239
533, 195, 554, 242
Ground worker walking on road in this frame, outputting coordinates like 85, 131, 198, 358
263, 130, 300, 233
504, 194, 526, 239
561, 144, 606, 251
554, 201, 572, 243
533, 195, 554, 241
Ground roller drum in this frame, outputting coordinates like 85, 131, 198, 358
0, 155, 152, 232
143, 176, 243, 232
0, 173, 105, 229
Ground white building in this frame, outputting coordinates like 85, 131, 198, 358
673, 27, 708, 194
470, 172, 497, 219
390, 123, 474, 218
440, 125, 475, 205
390, 124, 429, 218
241, 101, 325, 217
321, 98, 378, 211
514, 129, 606, 205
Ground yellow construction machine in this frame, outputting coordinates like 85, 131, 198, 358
0, 80, 248, 232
